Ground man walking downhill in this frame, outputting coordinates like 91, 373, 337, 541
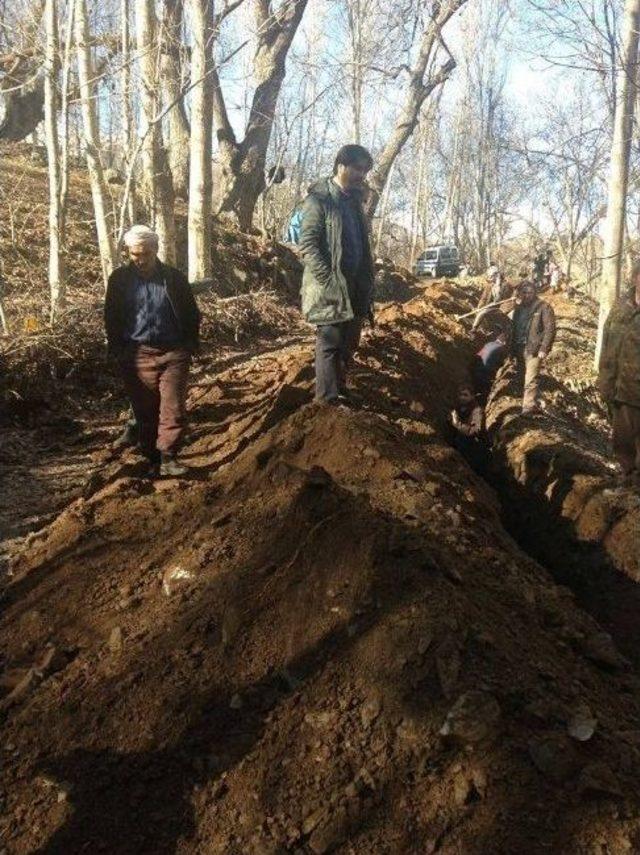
104, 225, 201, 477
510, 281, 556, 415
598, 263, 640, 487
299, 144, 375, 404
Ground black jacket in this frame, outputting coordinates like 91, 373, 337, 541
104, 261, 201, 354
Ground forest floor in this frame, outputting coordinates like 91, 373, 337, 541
3, 272, 640, 855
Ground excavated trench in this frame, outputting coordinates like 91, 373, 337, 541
3, 281, 640, 854
384, 282, 640, 671
480, 293, 640, 668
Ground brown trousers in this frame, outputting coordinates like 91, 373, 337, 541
612, 402, 640, 475
515, 351, 541, 411
119, 345, 191, 459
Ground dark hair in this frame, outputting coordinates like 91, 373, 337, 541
458, 382, 475, 396
519, 280, 535, 292
333, 144, 373, 175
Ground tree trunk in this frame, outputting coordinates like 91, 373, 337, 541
375, 160, 395, 257
44, 0, 65, 322
346, 0, 364, 143
162, 0, 190, 199
442, 100, 464, 241
135, 0, 176, 263
596, 0, 640, 365
187, 0, 214, 281
58, 0, 75, 239
364, 0, 468, 220
213, 0, 309, 230
76, 0, 117, 286
120, 0, 139, 225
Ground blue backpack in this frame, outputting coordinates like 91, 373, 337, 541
286, 207, 303, 245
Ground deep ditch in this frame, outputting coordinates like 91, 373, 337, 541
2, 281, 640, 854
481, 292, 640, 669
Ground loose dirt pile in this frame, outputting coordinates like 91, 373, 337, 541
3, 281, 640, 854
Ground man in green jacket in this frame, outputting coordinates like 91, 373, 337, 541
300, 144, 375, 404
598, 265, 640, 484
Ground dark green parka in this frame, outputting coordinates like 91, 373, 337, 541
598, 288, 640, 407
299, 178, 374, 325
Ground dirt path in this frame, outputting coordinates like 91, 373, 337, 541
0, 419, 111, 568
0, 332, 313, 576
3, 283, 640, 855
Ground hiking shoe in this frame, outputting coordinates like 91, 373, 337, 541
112, 421, 138, 451
160, 454, 188, 477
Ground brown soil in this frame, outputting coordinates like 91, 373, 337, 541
3, 281, 640, 855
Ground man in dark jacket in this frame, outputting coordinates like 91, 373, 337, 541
510, 281, 556, 414
104, 225, 200, 476
598, 265, 640, 483
299, 144, 375, 403
471, 330, 508, 402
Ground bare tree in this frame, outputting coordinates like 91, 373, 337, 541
364, 0, 469, 219
162, 0, 191, 199
135, 0, 176, 262
119, 0, 138, 224
212, 0, 309, 229
43, 0, 64, 321
0, 7, 45, 143
76, 0, 117, 284
187, 0, 214, 280
596, 0, 640, 364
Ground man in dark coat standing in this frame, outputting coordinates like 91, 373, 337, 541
598, 264, 640, 485
104, 225, 200, 476
299, 144, 375, 404
510, 281, 556, 414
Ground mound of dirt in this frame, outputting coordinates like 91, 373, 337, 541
3, 282, 640, 854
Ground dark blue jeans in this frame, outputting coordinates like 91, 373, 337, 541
315, 318, 363, 401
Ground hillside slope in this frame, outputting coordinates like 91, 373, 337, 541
3, 282, 640, 854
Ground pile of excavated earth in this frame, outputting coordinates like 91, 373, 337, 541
3, 275, 640, 855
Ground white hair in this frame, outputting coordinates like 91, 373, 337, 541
123, 224, 159, 249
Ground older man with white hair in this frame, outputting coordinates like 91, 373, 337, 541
104, 224, 200, 476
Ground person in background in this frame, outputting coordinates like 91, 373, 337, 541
471, 330, 509, 403
510, 280, 556, 415
450, 383, 487, 473
473, 266, 509, 330
104, 225, 201, 477
299, 144, 375, 405
486, 260, 499, 283
533, 251, 546, 288
598, 263, 640, 486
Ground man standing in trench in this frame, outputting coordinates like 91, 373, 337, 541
510, 281, 556, 415
105, 225, 200, 476
598, 263, 640, 486
299, 144, 375, 404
